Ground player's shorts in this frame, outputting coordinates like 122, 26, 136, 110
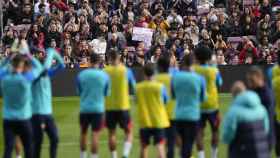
140, 128, 166, 146
105, 110, 132, 132
79, 113, 104, 132
199, 110, 220, 132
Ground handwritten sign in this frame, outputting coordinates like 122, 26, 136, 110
132, 27, 154, 48
227, 37, 243, 49
89, 39, 107, 55
243, 0, 255, 6
4, 24, 31, 32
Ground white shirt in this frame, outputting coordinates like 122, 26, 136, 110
34, 1, 50, 14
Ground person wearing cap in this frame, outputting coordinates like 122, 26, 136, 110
76, 53, 111, 158
222, 81, 270, 158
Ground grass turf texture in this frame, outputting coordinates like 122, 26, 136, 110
0, 94, 270, 157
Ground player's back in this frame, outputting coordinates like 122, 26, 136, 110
272, 65, 280, 78
194, 65, 221, 110
32, 73, 52, 115
172, 71, 205, 121
1, 72, 33, 120
155, 73, 176, 120
104, 65, 134, 110
135, 81, 169, 128
77, 69, 110, 113
273, 76, 280, 122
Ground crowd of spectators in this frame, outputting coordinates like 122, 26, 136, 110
0, 0, 280, 68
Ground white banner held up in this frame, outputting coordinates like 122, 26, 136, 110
132, 27, 154, 48
89, 39, 107, 55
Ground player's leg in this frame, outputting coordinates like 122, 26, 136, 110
15, 137, 22, 158
31, 115, 44, 158
18, 120, 34, 158
166, 121, 176, 158
3, 120, 16, 158
119, 111, 133, 158
80, 113, 90, 158
154, 129, 166, 158
196, 114, 207, 158
106, 111, 118, 158
209, 111, 220, 158
90, 113, 104, 158
140, 129, 150, 158
45, 116, 59, 158
177, 121, 198, 158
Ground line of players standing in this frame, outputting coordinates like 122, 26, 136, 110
1, 42, 280, 158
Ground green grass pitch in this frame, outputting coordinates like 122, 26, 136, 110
0, 94, 274, 157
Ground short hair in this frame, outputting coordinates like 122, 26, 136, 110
107, 49, 120, 62
157, 55, 170, 73
39, 3, 46, 9
247, 66, 264, 78
11, 54, 26, 68
144, 63, 155, 77
90, 53, 101, 64
194, 46, 213, 64
181, 53, 194, 67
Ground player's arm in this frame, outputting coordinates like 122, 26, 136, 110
76, 76, 82, 95
263, 108, 270, 135
161, 86, 169, 105
222, 109, 238, 144
171, 78, 176, 99
200, 76, 207, 102
104, 74, 111, 97
23, 54, 43, 81
267, 67, 273, 87
127, 68, 136, 95
45, 48, 65, 77
216, 71, 223, 88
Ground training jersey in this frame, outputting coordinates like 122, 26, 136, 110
104, 64, 135, 111
155, 73, 176, 120
77, 68, 110, 113
32, 48, 65, 115
222, 91, 269, 144
135, 80, 170, 128
1, 57, 42, 120
272, 65, 280, 122
194, 64, 222, 111
172, 71, 206, 121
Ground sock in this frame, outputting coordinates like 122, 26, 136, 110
211, 147, 218, 158
80, 151, 87, 158
91, 153, 98, 158
112, 150, 117, 158
123, 141, 132, 157
16, 155, 22, 158
198, 150, 205, 158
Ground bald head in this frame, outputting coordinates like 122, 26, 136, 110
231, 81, 246, 98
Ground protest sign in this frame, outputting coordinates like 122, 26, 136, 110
89, 38, 107, 55
132, 27, 154, 48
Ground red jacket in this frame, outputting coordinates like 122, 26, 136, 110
239, 45, 259, 64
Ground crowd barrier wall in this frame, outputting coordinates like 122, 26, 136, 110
52, 65, 272, 97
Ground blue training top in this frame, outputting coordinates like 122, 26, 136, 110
32, 48, 65, 115
171, 70, 206, 121
1, 56, 42, 120
77, 68, 111, 113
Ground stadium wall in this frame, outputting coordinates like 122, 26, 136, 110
52, 65, 272, 97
